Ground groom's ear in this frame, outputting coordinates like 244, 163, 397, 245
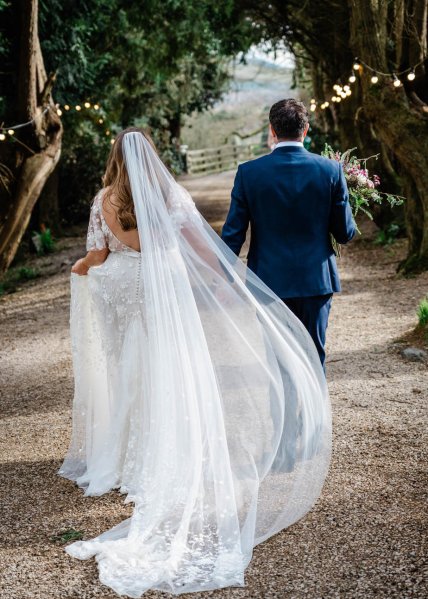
303, 123, 310, 138
269, 123, 278, 143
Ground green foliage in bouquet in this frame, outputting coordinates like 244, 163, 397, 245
322, 145, 404, 254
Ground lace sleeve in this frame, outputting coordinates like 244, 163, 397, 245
86, 191, 108, 251
166, 183, 201, 230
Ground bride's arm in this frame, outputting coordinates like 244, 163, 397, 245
72, 248, 109, 275
168, 184, 231, 279
72, 190, 110, 275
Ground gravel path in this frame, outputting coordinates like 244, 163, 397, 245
0, 172, 427, 598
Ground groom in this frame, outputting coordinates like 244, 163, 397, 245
221, 99, 356, 369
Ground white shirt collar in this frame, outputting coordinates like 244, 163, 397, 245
274, 141, 304, 149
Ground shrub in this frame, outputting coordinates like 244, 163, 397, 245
0, 266, 39, 295
417, 297, 428, 328
374, 223, 401, 246
31, 226, 55, 255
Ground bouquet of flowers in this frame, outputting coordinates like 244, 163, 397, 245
322, 144, 404, 255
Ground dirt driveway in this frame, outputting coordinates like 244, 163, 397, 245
0, 171, 426, 598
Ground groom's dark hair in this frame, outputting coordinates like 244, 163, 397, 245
269, 99, 308, 140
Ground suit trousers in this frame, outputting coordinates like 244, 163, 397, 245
282, 294, 333, 369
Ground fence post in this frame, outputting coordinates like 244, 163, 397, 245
180, 144, 189, 173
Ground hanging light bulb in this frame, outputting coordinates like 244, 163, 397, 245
98, 118, 104, 124
407, 70, 415, 81
346, 89, 352, 96
57, 108, 62, 116
349, 74, 356, 83
110, 138, 115, 145
84, 102, 91, 108
371, 75, 379, 84
344, 85, 350, 92
106, 130, 111, 136
64, 105, 70, 111
324, 101, 329, 107
336, 97, 342, 103
310, 104, 316, 112
333, 84, 340, 91
8, 129, 14, 135
0, 133, 6, 141
94, 104, 100, 110
353, 60, 361, 70
393, 74, 402, 87
75, 105, 81, 111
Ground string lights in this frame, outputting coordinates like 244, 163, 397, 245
0, 101, 115, 144
354, 56, 425, 79
393, 74, 401, 87
54, 101, 115, 142
0, 106, 50, 139
309, 56, 424, 112
1, 56, 425, 134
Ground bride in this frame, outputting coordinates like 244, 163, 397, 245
59, 127, 331, 597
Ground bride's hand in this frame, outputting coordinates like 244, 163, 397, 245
71, 258, 90, 276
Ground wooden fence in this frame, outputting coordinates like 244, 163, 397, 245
185, 143, 261, 176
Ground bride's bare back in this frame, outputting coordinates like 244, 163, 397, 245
102, 191, 141, 252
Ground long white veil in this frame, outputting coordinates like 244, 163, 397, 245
61, 132, 331, 597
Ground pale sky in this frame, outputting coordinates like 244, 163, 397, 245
245, 42, 295, 69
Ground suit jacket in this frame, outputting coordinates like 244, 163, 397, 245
221, 145, 356, 298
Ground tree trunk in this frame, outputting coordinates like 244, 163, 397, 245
0, 0, 62, 273
35, 164, 61, 234
168, 113, 182, 145
348, 0, 428, 272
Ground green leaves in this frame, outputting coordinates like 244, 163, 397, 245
31, 227, 55, 256
322, 144, 404, 225
37, 0, 254, 129
0, 266, 40, 296
50, 528, 84, 544
417, 297, 428, 328
1, 0, 258, 229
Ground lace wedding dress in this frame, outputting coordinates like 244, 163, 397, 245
59, 132, 331, 597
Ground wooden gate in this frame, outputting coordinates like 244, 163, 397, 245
185, 144, 257, 176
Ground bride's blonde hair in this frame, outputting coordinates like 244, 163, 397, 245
102, 127, 156, 231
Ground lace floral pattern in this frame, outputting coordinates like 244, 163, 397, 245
166, 183, 201, 229
86, 190, 139, 254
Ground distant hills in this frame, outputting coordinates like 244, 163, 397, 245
182, 54, 295, 150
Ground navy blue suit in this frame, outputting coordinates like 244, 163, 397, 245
221, 145, 356, 366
